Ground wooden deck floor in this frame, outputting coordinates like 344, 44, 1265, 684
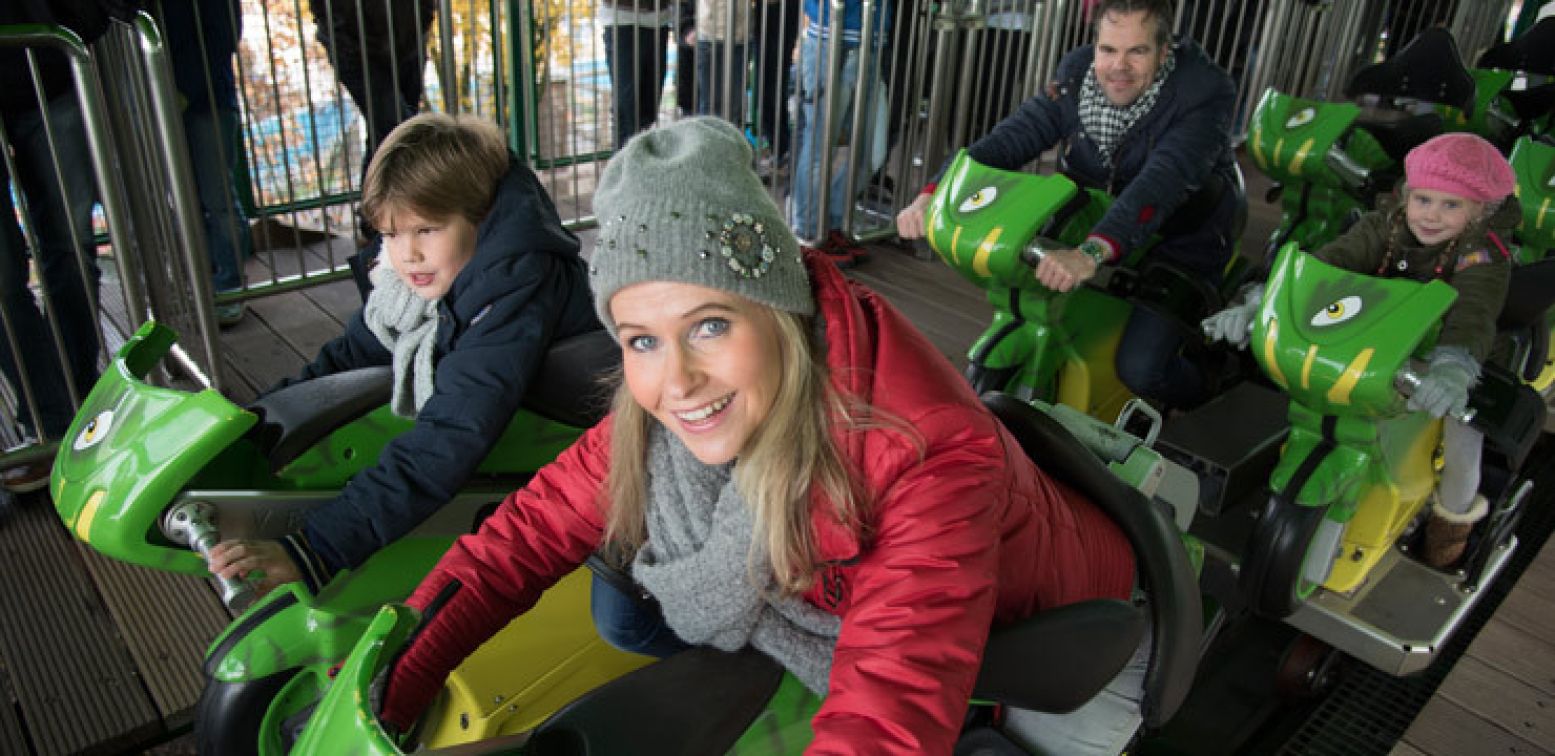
1390, 534, 1555, 756
0, 151, 1551, 754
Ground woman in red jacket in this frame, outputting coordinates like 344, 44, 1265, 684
379, 117, 1137, 754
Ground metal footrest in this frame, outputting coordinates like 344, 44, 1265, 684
1287, 536, 1517, 676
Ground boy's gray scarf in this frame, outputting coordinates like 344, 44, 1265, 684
1078, 49, 1175, 168
631, 424, 842, 694
363, 262, 441, 418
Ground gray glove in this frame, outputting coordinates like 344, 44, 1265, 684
1202, 283, 1264, 350
1408, 346, 1479, 419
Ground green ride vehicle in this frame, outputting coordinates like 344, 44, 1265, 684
1230, 243, 1552, 675
49, 322, 650, 754
921, 148, 1240, 431
1247, 27, 1475, 257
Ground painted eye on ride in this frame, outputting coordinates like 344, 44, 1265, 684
1310, 295, 1362, 327
1285, 108, 1316, 129
73, 410, 114, 451
958, 186, 999, 213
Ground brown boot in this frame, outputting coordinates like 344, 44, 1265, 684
1422, 494, 1488, 570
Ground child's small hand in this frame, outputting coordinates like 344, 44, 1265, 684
207, 539, 304, 598
1408, 347, 1477, 419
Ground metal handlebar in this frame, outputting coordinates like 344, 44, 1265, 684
161, 501, 255, 614
1323, 145, 1371, 193
1394, 368, 1478, 425
1020, 240, 1050, 269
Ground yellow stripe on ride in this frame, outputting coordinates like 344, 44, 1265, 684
973, 226, 1003, 279
1540, 197, 1550, 231
950, 224, 964, 266
1262, 317, 1288, 388
1251, 130, 1267, 168
73, 489, 105, 542
1300, 344, 1317, 389
1326, 347, 1375, 406
1274, 138, 1286, 169
926, 205, 940, 250
1289, 138, 1316, 176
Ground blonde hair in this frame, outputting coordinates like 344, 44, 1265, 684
602, 310, 874, 595
361, 113, 510, 229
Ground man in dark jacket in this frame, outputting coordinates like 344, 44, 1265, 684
207, 114, 601, 594
899, 0, 1240, 411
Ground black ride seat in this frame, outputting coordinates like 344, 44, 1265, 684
1478, 17, 1555, 77
1464, 257, 1555, 468
245, 329, 620, 473
1352, 111, 1451, 164
979, 393, 1202, 728
1346, 28, 1476, 114
1497, 256, 1555, 384
1502, 83, 1555, 124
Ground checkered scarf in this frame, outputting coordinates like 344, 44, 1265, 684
1078, 48, 1176, 168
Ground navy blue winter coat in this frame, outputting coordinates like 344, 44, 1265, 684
963, 35, 1240, 275
278, 158, 600, 584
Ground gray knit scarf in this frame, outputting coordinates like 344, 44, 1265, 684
631, 424, 843, 694
1078, 48, 1176, 168
363, 262, 441, 418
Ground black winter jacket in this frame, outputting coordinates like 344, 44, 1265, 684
280, 158, 600, 583
961, 35, 1240, 272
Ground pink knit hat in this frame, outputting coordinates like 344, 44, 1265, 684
1404, 133, 1516, 203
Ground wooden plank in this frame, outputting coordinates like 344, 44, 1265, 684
0, 501, 160, 755
1493, 581, 1555, 659
851, 244, 990, 314
1398, 695, 1553, 756
1436, 655, 1555, 748
245, 291, 344, 375
1464, 616, 1555, 696
216, 307, 311, 405
297, 270, 365, 330
0, 654, 34, 755
74, 544, 231, 729
1511, 545, 1555, 605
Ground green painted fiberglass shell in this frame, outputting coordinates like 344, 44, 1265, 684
1253, 243, 1456, 419
51, 322, 257, 575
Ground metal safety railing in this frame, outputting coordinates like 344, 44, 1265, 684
0, 23, 117, 459
0, 0, 1528, 464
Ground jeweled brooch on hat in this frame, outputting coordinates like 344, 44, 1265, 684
716, 213, 776, 279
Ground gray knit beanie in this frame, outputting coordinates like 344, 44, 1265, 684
590, 117, 812, 333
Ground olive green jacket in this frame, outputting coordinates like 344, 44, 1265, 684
1312, 195, 1520, 363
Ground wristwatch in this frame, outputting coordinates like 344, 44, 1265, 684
1078, 239, 1110, 265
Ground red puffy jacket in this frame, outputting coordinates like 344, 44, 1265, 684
382, 252, 1135, 754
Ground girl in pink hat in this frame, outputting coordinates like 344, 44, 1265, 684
1207, 131, 1520, 569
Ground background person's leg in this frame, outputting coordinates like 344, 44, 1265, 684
12, 97, 100, 415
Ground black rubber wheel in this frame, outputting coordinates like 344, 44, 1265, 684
1238, 498, 1329, 619
1273, 633, 1344, 701
194, 667, 300, 756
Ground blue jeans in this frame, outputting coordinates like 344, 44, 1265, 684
590, 572, 690, 658
1115, 307, 1209, 411
183, 105, 249, 293
603, 24, 669, 150
0, 95, 103, 440
694, 39, 749, 126
1114, 181, 1239, 411
791, 33, 875, 240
